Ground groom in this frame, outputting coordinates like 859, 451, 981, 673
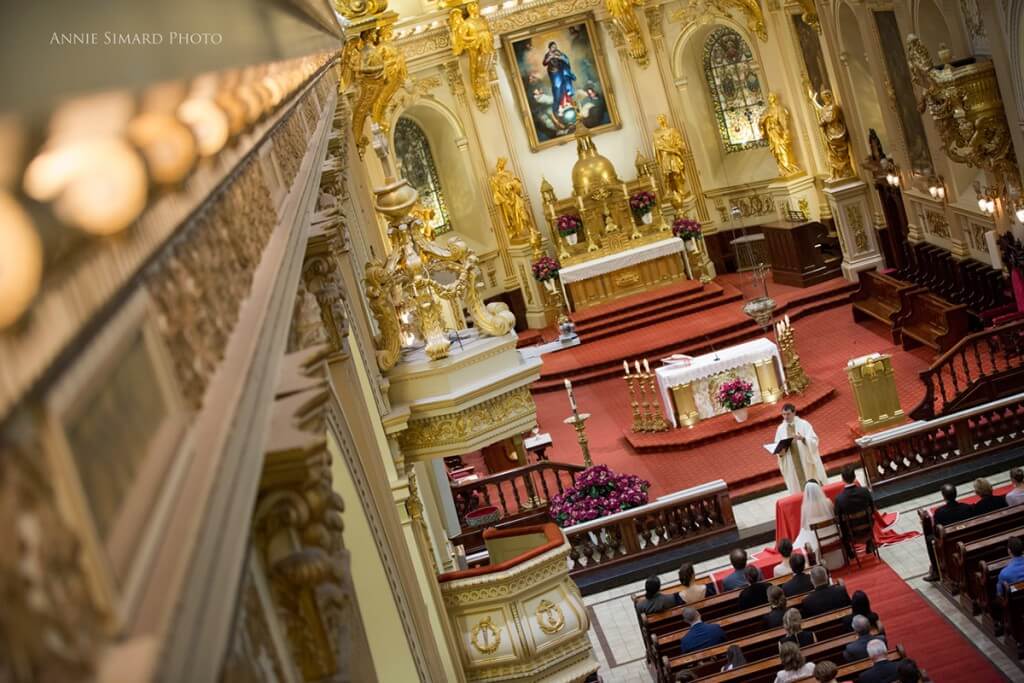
773, 404, 827, 494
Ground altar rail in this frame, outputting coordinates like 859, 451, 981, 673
857, 393, 1024, 490
909, 320, 1024, 420
466, 480, 736, 578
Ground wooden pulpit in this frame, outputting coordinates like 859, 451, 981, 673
760, 220, 842, 287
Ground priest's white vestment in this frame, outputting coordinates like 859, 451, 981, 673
773, 416, 827, 494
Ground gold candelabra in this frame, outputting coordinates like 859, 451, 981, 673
624, 359, 669, 432
562, 379, 593, 467
775, 315, 810, 394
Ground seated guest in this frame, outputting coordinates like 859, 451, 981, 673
897, 658, 923, 683
781, 552, 813, 596
997, 536, 1024, 597
636, 576, 681, 615
971, 477, 1007, 516
779, 608, 814, 648
739, 565, 770, 609
843, 615, 885, 662
843, 590, 882, 632
857, 639, 898, 683
677, 561, 716, 603
814, 661, 839, 683
774, 642, 815, 683
1007, 468, 1024, 507
802, 565, 851, 617
774, 538, 795, 577
679, 607, 726, 654
763, 585, 788, 629
835, 464, 875, 554
721, 644, 746, 672
924, 484, 975, 582
723, 548, 762, 590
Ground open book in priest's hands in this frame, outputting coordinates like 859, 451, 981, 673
763, 438, 794, 457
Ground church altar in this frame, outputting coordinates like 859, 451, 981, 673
559, 237, 688, 311
655, 338, 784, 428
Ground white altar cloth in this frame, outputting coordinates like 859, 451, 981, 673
558, 237, 686, 284
655, 338, 783, 427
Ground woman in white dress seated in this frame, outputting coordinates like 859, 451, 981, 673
794, 480, 845, 570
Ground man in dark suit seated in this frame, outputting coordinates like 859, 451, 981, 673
923, 483, 974, 582
722, 548, 762, 591
679, 607, 727, 654
781, 552, 812, 596
971, 478, 1007, 516
835, 465, 875, 555
802, 565, 850, 617
843, 614, 884, 662
857, 639, 898, 683
738, 565, 770, 609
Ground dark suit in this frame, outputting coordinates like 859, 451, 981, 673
738, 581, 770, 610
836, 484, 876, 556
844, 633, 885, 662
779, 631, 814, 648
762, 607, 786, 629
972, 493, 1008, 517
636, 592, 681, 615
781, 571, 813, 597
857, 659, 900, 683
926, 501, 976, 577
680, 621, 727, 654
801, 584, 851, 617
722, 566, 762, 591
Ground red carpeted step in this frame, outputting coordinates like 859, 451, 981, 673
570, 279, 707, 324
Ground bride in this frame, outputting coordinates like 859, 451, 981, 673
794, 480, 845, 570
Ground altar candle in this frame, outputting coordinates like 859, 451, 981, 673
564, 378, 577, 411
643, 358, 651, 373
623, 360, 630, 375
784, 314, 791, 327
634, 360, 642, 374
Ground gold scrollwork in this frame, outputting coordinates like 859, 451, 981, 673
470, 615, 502, 654
924, 210, 951, 239
844, 205, 868, 253
535, 599, 566, 634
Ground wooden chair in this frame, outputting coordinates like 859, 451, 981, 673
841, 508, 878, 568
811, 518, 848, 569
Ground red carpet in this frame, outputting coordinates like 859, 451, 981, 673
833, 557, 1009, 682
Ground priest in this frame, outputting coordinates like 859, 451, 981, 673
773, 404, 826, 494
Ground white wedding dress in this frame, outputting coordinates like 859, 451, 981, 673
793, 481, 845, 570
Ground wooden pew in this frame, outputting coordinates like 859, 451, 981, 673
896, 289, 970, 353
851, 270, 921, 339
973, 557, 1010, 634
794, 648, 908, 682
934, 506, 1024, 592
949, 529, 1024, 605
660, 607, 853, 682
1001, 581, 1024, 657
693, 639, 903, 683
633, 575, 716, 659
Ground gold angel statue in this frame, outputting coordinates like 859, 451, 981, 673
606, 0, 648, 65
348, 25, 408, 157
489, 157, 530, 244
652, 114, 689, 208
450, 2, 494, 111
759, 93, 802, 176
806, 86, 855, 181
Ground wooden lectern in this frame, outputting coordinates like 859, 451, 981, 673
760, 220, 842, 287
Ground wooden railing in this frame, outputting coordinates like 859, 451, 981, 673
910, 320, 1024, 420
858, 393, 1024, 490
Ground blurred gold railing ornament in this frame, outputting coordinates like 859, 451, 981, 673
363, 124, 516, 371
776, 315, 810, 394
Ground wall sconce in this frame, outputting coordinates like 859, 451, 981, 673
927, 175, 946, 201
882, 157, 900, 187
974, 181, 998, 216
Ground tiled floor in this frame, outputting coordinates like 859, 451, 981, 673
585, 471, 1024, 682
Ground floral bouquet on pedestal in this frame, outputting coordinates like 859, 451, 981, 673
629, 191, 657, 223
672, 217, 702, 241
531, 255, 561, 283
548, 465, 650, 528
557, 214, 583, 244
716, 377, 754, 422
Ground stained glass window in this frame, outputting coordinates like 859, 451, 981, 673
703, 27, 768, 152
394, 116, 452, 235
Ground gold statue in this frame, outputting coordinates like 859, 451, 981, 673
652, 114, 689, 208
605, 0, 648, 66
410, 203, 437, 241
333, 0, 388, 20
759, 93, 802, 177
489, 157, 531, 244
807, 87, 855, 181
450, 2, 494, 111
348, 24, 408, 157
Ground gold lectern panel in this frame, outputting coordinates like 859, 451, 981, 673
566, 252, 686, 310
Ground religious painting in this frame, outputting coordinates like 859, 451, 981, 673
503, 15, 620, 151
874, 10, 933, 173
702, 27, 768, 152
791, 13, 831, 98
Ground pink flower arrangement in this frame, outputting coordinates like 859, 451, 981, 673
672, 217, 702, 241
629, 191, 657, 216
548, 465, 650, 528
716, 377, 754, 411
531, 255, 561, 282
556, 214, 583, 237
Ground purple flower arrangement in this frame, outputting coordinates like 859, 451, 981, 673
531, 255, 561, 282
716, 377, 754, 411
672, 217, 702, 241
629, 191, 657, 217
556, 214, 583, 237
548, 465, 650, 528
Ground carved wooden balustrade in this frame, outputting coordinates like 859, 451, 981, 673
910, 320, 1024, 420
859, 393, 1024, 490
563, 480, 735, 578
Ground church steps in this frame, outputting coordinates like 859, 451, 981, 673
573, 285, 739, 343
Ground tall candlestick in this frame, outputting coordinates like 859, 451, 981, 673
623, 360, 630, 375
564, 378, 577, 411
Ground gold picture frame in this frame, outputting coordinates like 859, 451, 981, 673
502, 14, 621, 152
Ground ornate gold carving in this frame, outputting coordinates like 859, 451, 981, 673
345, 17, 409, 158
653, 114, 690, 208
794, 0, 820, 32
644, 5, 665, 38
729, 193, 775, 218
333, 0, 388, 21
470, 615, 502, 654
606, 0, 649, 66
443, 60, 466, 98
924, 210, 951, 239
906, 35, 1018, 191
517, 265, 536, 306
806, 85, 855, 181
399, 386, 535, 451
845, 205, 868, 252
777, 316, 810, 394
490, 157, 537, 249
450, 2, 495, 111
488, 0, 602, 34
385, 75, 442, 123
535, 599, 566, 634
759, 93, 802, 176
672, 0, 767, 41
302, 236, 351, 356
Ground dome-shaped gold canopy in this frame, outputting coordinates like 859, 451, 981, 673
571, 121, 620, 196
